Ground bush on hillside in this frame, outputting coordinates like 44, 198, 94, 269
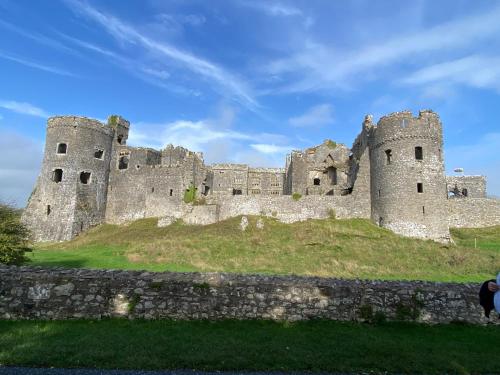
183, 185, 197, 204
292, 192, 302, 201
0, 203, 32, 265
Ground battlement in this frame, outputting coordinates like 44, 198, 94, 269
47, 116, 115, 137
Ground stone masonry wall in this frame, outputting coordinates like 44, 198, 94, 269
0, 266, 490, 324
448, 198, 500, 228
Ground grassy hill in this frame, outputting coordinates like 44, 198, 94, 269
29, 217, 500, 282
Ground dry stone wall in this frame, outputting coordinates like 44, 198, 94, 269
0, 266, 491, 324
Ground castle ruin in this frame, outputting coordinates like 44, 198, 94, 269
23, 110, 500, 243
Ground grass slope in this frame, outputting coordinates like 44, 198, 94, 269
29, 217, 500, 282
1, 319, 499, 373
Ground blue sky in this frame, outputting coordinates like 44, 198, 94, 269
1, 0, 499, 206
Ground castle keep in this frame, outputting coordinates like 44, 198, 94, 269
23, 110, 500, 243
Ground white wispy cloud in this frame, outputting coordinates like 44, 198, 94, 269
237, 0, 302, 17
0, 100, 50, 118
266, 5, 500, 93
0, 50, 76, 77
250, 143, 295, 154
64, 0, 258, 109
289, 104, 334, 127
0, 19, 79, 56
400, 55, 500, 92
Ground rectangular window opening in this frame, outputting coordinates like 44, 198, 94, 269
80, 172, 91, 184
47, 205, 51, 215
52, 169, 63, 183
57, 143, 67, 154
118, 155, 129, 170
417, 183, 423, 193
422, 206, 425, 215
415, 146, 423, 160
313, 178, 321, 186
94, 149, 104, 159
169, 189, 173, 196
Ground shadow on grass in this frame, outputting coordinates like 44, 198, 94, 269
27, 258, 90, 269
0, 319, 499, 373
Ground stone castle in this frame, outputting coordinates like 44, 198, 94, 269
23, 110, 500, 243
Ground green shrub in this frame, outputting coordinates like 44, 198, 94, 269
325, 139, 337, 149
292, 192, 302, 201
0, 203, 32, 265
183, 185, 197, 204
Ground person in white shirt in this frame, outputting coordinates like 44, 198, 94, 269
487, 272, 500, 314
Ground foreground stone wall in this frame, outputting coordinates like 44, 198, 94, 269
448, 198, 500, 228
0, 266, 490, 324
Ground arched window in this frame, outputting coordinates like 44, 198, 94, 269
57, 143, 67, 154
80, 172, 91, 184
462, 188, 468, 197
385, 149, 392, 165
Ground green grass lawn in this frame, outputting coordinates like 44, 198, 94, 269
29, 217, 500, 282
1, 319, 499, 374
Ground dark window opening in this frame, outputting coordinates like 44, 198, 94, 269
462, 188, 468, 197
313, 178, 321, 186
136, 165, 140, 169
233, 189, 242, 195
415, 146, 423, 160
378, 189, 381, 198
151, 187, 155, 193
169, 189, 173, 196
385, 149, 392, 165
379, 217, 384, 226
52, 169, 63, 183
417, 183, 423, 193
94, 149, 104, 159
118, 155, 129, 170
117, 135, 124, 144
422, 206, 425, 215
47, 205, 51, 215
57, 143, 67, 154
203, 186, 210, 195
80, 172, 91, 184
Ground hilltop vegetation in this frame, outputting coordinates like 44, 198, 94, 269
30, 217, 500, 282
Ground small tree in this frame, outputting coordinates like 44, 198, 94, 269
0, 203, 32, 265
183, 185, 197, 204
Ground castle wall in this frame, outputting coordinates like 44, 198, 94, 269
1, 266, 489, 324
210, 195, 370, 223
106, 154, 209, 224
369, 111, 450, 242
22, 117, 114, 241
446, 176, 487, 198
448, 198, 500, 228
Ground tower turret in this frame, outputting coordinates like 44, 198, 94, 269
369, 110, 450, 242
22, 116, 114, 241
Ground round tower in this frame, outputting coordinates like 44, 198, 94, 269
369, 110, 450, 242
23, 116, 114, 241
